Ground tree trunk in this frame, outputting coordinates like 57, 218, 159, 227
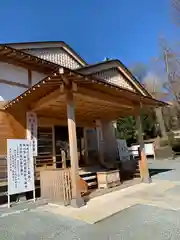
155, 107, 167, 138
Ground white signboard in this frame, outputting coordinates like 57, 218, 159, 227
129, 143, 155, 159
117, 139, 130, 161
7, 139, 35, 195
144, 143, 155, 156
26, 112, 37, 156
128, 145, 139, 157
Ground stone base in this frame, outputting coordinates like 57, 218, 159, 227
141, 175, 152, 184
71, 197, 85, 208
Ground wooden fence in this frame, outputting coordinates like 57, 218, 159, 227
0, 156, 72, 206
0, 156, 7, 186
40, 168, 72, 206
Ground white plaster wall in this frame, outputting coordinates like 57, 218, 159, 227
0, 62, 47, 101
31, 71, 46, 86
0, 62, 28, 84
0, 83, 27, 101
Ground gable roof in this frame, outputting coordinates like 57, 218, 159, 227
5, 41, 87, 67
0, 43, 152, 99
0, 44, 59, 73
77, 59, 151, 97
4, 65, 166, 111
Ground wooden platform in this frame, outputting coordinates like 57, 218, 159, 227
78, 165, 106, 175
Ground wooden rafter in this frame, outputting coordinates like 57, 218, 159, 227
0, 45, 58, 74
75, 87, 134, 108
4, 62, 166, 112
30, 88, 65, 111
0, 79, 29, 88
28, 70, 32, 87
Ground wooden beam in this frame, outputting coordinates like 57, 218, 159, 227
136, 115, 151, 183
30, 89, 65, 111
96, 120, 104, 166
72, 82, 77, 92
83, 127, 89, 165
61, 150, 66, 168
0, 78, 29, 88
0, 58, 53, 74
52, 125, 56, 169
28, 70, 32, 87
75, 100, 132, 113
37, 116, 95, 127
60, 82, 65, 93
66, 91, 84, 207
76, 87, 135, 109
59, 68, 70, 85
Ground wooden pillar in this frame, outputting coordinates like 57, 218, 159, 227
96, 119, 104, 165
61, 150, 66, 168
66, 91, 84, 207
28, 69, 32, 87
155, 107, 167, 138
83, 127, 88, 165
52, 126, 56, 169
136, 115, 151, 183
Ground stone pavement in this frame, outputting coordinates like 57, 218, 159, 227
1, 158, 180, 239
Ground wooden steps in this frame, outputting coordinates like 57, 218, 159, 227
133, 160, 140, 178
79, 171, 98, 190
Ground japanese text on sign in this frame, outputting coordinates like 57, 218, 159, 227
26, 112, 37, 156
7, 139, 35, 195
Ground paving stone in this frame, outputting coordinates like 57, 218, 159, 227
2, 159, 180, 239
0, 207, 87, 240
0, 199, 47, 217
52, 205, 180, 240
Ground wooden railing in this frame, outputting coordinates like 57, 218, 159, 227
40, 168, 72, 205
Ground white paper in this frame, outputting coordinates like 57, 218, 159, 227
7, 139, 35, 195
144, 143, 155, 156
117, 139, 130, 161
128, 144, 139, 157
129, 143, 155, 157
26, 112, 37, 156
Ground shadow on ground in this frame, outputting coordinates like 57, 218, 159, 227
149, 168, 173, 177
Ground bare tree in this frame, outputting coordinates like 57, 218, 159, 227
142, 72, 168, 137
161, 45, 180, 107
172, 0, 180, 24
158, 38, 180, 129
131, 63, 147, 83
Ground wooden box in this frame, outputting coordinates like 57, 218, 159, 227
97, 170, 120, 189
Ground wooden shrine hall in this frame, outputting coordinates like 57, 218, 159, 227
0, 43, 165, 207
3, 66, 165, 207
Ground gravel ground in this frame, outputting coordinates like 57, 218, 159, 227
1, 159, 180, 239
1, 204, 180, 239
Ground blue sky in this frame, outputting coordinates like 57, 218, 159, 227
0, 0, 178, 67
